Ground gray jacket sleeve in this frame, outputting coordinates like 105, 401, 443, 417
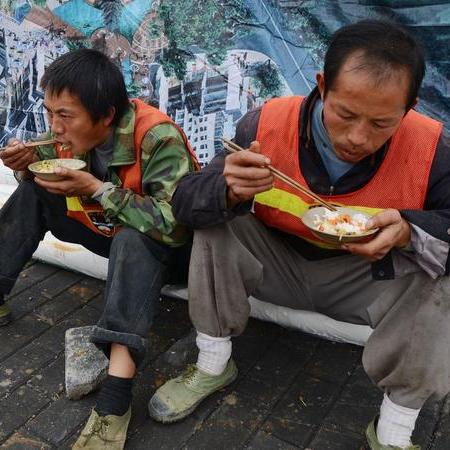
399, 127, 450, 276
171, 110, 260, 228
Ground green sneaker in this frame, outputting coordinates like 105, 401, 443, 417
366, 416, 421, 450
72, 408, 131, 449
0, 303, 11, 327
148, 359, 238, 423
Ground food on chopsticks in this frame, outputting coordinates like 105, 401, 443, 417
60, 143, 72, 152
313, 210, 369, 236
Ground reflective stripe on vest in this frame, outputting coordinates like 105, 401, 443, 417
62, 99, 199, 237
253, 96, 442, 249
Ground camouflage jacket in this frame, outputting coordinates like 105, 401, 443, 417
36, 103, 195, 247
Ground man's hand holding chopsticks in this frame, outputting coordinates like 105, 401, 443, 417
0, 138, 38, 171
223, 141, 274, 208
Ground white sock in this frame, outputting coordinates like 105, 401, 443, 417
196, 332, 232, 376
377, 393, 420, 448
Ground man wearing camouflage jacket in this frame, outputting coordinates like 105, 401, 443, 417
0, 49, 197, 449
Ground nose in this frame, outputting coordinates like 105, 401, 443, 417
347, 121, 368, 147
49, 116, 64, 136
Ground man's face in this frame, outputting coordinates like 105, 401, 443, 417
317, 53, 411, 163
43, 89, 113, 155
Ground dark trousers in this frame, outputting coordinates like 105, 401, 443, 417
0, 180, 189, 365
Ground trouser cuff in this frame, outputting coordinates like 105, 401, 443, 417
90, 326, 148, 367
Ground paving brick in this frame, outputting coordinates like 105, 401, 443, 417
3, 262, 450, 449
33, 270, 83, 300
33, 290, 89, 327
27, 353, 65, 398
184, 413, 253, 449
262, 374, 342, 446
7, 271, 83, 322
306, 428, 365, 450
36, 305, 101, 355
85, 293, 105, 312
324, 402, 379, 437
184, 391, 265, 449
151, 297, 192, 340
0, 315, 50, 362
126, 415, 199, 450
246, 430, 299, 449
26, 395, 95, 446
6, 292, 52, 321
7, 263, 59, 298
303, 340, 361, 384
67, 277, 104, 302
0, 341, 58, 397
334, 364, 381, 407
1, 431, 52, 449
232, 334, 280, 374
0, 385, 50, 442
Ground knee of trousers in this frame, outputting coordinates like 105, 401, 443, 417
110, 227, 172, 266
192, 221, 239, 250
111, 227, 144, 248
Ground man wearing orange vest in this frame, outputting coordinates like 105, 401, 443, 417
0, 49, 197, 448
148, 21, 450, 450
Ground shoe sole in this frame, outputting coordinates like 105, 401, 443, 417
148, 369, 238, 424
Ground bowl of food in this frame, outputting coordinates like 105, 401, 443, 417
301, 206, 379, 245
28, 159, 86, 181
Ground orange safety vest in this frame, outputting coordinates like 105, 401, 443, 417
58, 99, 199, 237
253, 96, 443, 249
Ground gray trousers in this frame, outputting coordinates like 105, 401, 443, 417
188, 214, 450, 409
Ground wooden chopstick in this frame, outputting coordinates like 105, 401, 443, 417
0, 139, 57, 152
222, 138, 337, 212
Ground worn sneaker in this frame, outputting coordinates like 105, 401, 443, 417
148, 359, 238, 423
0, 303, 11, 326
72, 408, 131, 449
366, 416, 421, 450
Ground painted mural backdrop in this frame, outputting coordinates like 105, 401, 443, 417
0, 0, 449, 167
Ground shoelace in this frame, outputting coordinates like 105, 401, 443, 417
86, 416, 110, 441
179, 364, 198, 385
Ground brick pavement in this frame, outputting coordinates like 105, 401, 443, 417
0, 261, 449, 449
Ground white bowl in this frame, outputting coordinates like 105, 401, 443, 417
28, 159, 86, 181
301, 206, 379, 245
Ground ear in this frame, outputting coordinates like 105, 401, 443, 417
316, 72, 325, 100
103, 107, 116, 127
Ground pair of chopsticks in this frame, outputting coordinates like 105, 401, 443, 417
222, 138, 337, 212
0, 139, 57, 152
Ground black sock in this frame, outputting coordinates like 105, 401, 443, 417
95, 375, 133, 417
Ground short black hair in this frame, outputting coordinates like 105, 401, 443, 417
324, 20, 425, 110
40, 49, 129, 126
